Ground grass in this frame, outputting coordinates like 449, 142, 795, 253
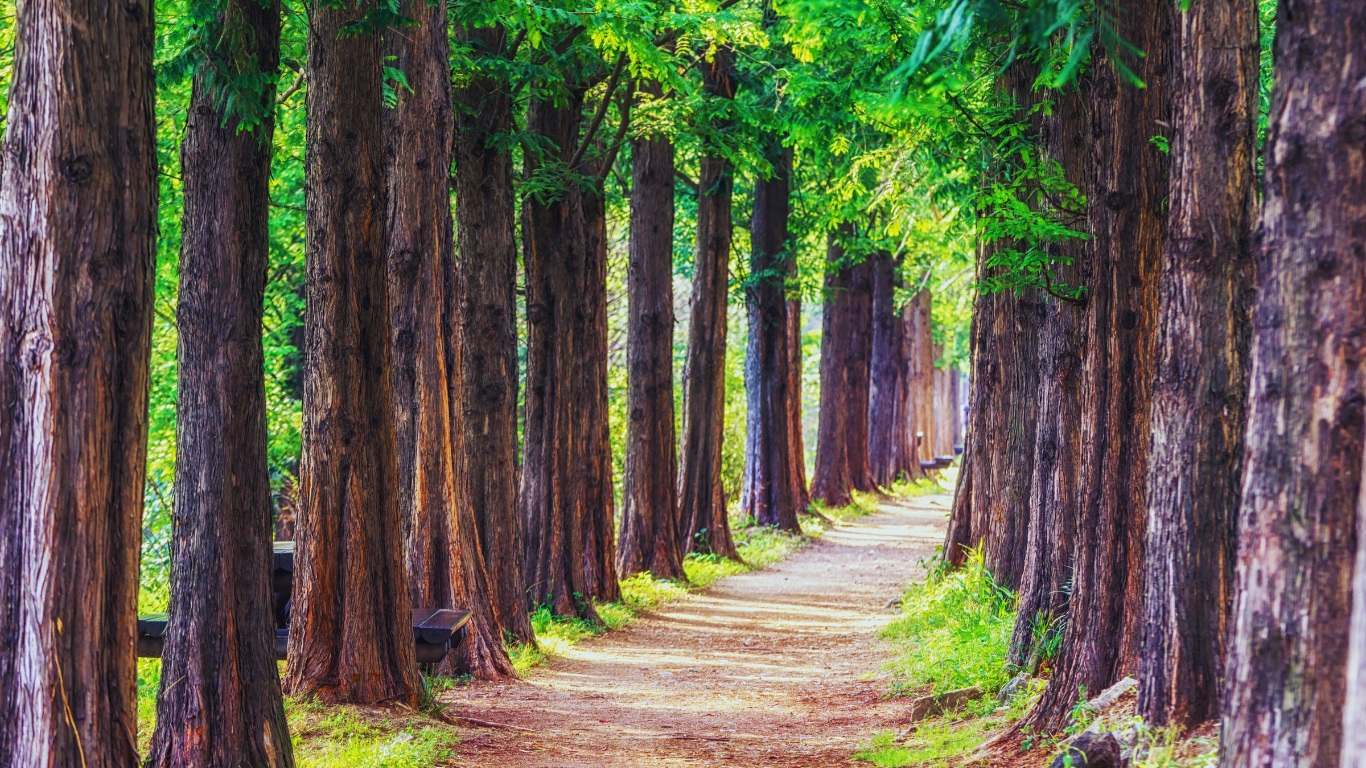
854, 544, 1019, 768
508, 517, 811, 673
883, 549, 1016, 697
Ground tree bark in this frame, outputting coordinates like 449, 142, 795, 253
905, 289, 938, 469
148, 3, 295, 765
741, 143, 803, 531
384, 1, 513, 680
1007, 85, 1088, 673
1222, 0, 1366, 763
285, 4, 419, 706
787, 297, 813, 504
812, 230, 873, 505
1139, 0, 1257, 728
521, 88, 621, 619
868, 251, 913, 488
618, 81, 684, 580
679, 48, 738, 558
1024, 0, 1170, 731
454, 21, 536, 645
0, 0, 156, 761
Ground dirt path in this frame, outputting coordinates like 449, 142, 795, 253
444, 494, 950, 768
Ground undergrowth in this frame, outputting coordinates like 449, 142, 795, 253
883, 548, 1016, 697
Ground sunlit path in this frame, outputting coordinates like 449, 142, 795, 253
444, 495, 949, 767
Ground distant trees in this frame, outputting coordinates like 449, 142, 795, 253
0, 0, 157, 763
812, 230, 874, 507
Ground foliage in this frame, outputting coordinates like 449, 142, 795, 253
882, 548, 1015, 697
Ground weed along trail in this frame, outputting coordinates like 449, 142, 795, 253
442, 494, 949, 767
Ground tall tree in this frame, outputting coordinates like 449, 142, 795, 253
812, 230, 873, 506
868, 251, 913, 487
1222, 0, 1366, 763
1140, 0, 1258, 727
1024, 0, 1171, 730
285, 4, 419, 706
905, 289, 938, 469
618, 80, 685, 580
680, 48, 740, 559
453, 20, 536, 645
1007, 85, 1088, 674
521, 78, 621, 618
148, 3, 294, 765
383, 0, 513, 679
0, 0, 156, 762
741, 141, 804, 531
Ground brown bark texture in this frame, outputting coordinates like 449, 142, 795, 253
384, 2, 513, 680
521, 87, 621, 619
1007, 85, 1088, 673
1025, 0, 1170, 731
679, 49, 738, 558
618, 83, 684, 580
786, 297, 813, 506
454, 22, 536, 645
1221, 0, 1366, 764
148, 4, 295, 765
868, 251, 913, 487
741, 143, 804, 531
811, 231, 873, 506
1139, 0, 1257, 728
905, 289, 939, 469
285, 4, 419, 706
0, 0, 156, 762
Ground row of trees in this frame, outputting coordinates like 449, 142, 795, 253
0, 0, 974, 764
939, 1, 1366, 766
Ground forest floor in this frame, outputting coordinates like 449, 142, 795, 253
440, 494, 951, 767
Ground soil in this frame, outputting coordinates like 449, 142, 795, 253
442, 493, 952, 767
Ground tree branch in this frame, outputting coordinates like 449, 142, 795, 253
569, 52, 628, 172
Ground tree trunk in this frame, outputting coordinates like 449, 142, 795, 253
148, 4, 295, 765
1222, 0, 1366, 763
679, 48, 738, 558
453, 21, 536, 645
905, 289, 941, 470
1139, 0, 1257, 728
384, 2, 513, 680
812, 230, 872, 506
845, 253, 874, 493
522, 89, 621, 619
741, 143, 803, 531
868, 251, 912, 488
1024, 0, 1170, 731
618, 82, 684, 580
285, 4, 419, 706
1007, 85, 1088, 673
943, 278, 986, 566
812, 232, 854, 507
0, 0, 156, 761
787, 297, 813, 505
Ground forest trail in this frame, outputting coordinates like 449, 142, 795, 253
443, 494, 950, 767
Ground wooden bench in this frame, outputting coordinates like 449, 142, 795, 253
138, 540, 474, 666
136, 608, 472, 665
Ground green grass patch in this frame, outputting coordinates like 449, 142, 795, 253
883, 548, 1016, 697
855, 717, 999, 768
509, 519, 809, 674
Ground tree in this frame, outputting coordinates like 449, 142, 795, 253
1222, 0, 1366, 762
453, 19, 537, 645
285, 3, 419, 706
1139, 0, 1258, 727
148, 2, 295, 764
811, 230, 874, 506
680, 47, 740, 559
618, 79, 685, 580
1006, 85, 1087, 674
0, 0, 156, 762
1024, 0, 1172, 730
868, 251, 913, 488
383, 0, 513, 679
521, 77, 622, 618
741, 141, 805, 532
